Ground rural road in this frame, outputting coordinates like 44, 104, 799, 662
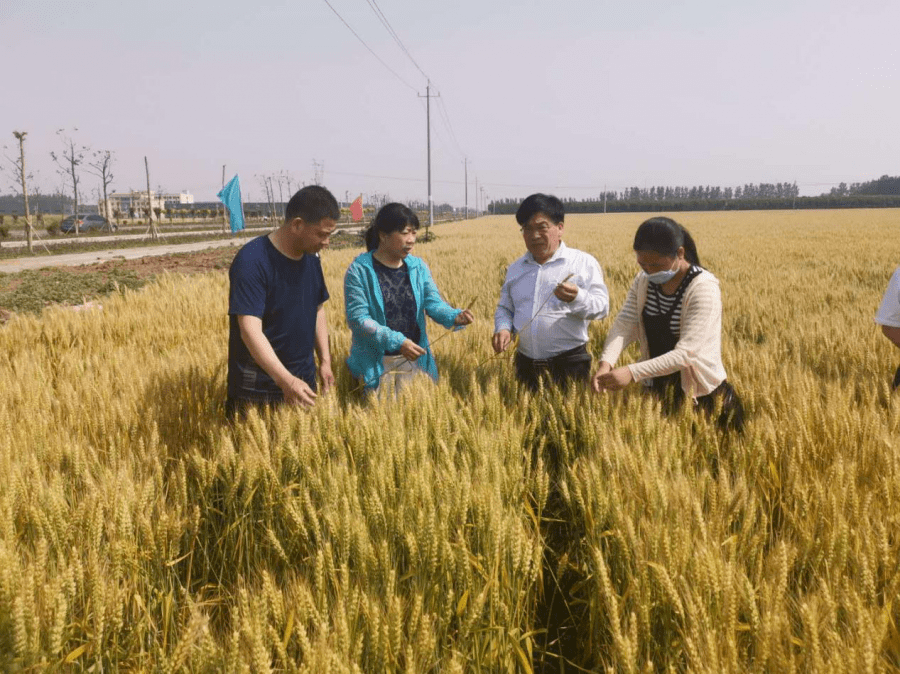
0, 238, 247, 273
1, 226, 270, 249
0, 224, 368, 273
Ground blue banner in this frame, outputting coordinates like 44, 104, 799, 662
217, 174, 245, 234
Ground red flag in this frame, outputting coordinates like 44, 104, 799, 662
350, 194, 363, 222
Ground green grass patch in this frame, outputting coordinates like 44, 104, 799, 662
0, 267, 146, 314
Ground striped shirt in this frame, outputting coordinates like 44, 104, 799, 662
643, 265, 702, 335
599, 269, 727, 397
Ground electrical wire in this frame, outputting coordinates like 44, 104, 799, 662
416, 97, 461, 162
321, 0, 418, 93
359, 0, 468, 160
327, 167, 466, 186
364, 0, 430, 82
433, 91, 466, 159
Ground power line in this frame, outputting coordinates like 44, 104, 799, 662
325, 167, 620, 192
434, 91, 466, 159
328, 167, 464, 186
320, 0, 418, 93
364, 0, 430, 82
359, 0, 468, 160
416, 97, 459, 160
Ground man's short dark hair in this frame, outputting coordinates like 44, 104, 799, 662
285, 185, 340, 224
515, 193, 565, 226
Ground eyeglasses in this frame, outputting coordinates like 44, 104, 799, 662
520, 224, 556, 235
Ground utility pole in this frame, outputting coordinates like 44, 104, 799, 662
276, 175, 285, 218
266, 175, 276, 223
603, 184, 607, 214
464, 157, 468, 220
145, 156, 159, 241
12, 131, 33, 254
419, 83, 438, 237
221, 164, 228, 233
475, 176, 479, 217
312, 160, 324, 186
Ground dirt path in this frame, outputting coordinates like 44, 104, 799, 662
0, 231, 364, 322
0, 238, 246, 273
1, 226, 272, 249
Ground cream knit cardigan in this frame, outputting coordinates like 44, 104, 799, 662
599, 269, 727, 398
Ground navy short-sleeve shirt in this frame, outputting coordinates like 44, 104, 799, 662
228, 235, 329, 400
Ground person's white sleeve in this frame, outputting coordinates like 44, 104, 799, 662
564, 255, 609, 320
494, 267, 516, 333
598, 275, 641, 366
875, 267, 900, 328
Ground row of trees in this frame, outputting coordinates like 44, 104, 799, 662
830, 175, 900, 197
0, 193, 73, 214
613, 182, 801, 202
1, 128, 251, 249
4, 127, 276, 249
1, 128, 120, 251
490, 177, 900, 215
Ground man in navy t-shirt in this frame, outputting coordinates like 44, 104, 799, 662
227, 185, 339, 418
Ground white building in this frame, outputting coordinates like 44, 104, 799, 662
102, 191, 194, 220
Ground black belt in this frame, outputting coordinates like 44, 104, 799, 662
516, 343, 589, 368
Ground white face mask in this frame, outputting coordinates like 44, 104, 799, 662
646, 259, 680, 285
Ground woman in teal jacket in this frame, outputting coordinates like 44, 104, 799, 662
344, 203, 473, 392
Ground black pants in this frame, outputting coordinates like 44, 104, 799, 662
894, 366, 900, 390
650, 374, 745, 433
225, 395, 281, 421
514, 344, 592, 392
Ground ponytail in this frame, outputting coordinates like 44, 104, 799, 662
634, 217, 702, 268
364, 220, 380, 251
679, 226, 701, 266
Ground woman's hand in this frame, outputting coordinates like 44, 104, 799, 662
454, 309, 474, 326
399, 339, 427, 361
592, 365, 633, 392
591, 362, 612, 393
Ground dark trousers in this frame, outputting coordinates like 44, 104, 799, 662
651, 374, 745, 433
894, 366, 900, 390
514, 344, 592, 392
225, 395, 281, 421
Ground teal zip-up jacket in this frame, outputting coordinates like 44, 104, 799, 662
344, 251, 463, 390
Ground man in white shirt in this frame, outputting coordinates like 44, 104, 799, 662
492, 193, 609, 390
875, 266, 900, 389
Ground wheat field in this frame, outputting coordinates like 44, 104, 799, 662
1, 209, 899, 672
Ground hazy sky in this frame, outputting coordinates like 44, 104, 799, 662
2, 0, 898, 207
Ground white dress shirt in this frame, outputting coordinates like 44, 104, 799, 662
494, 242, 609, 359
875, 267, 900, 328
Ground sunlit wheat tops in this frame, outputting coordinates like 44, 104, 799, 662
0, 210, 898, 671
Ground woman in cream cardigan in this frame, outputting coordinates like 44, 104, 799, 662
592, 217, 744, 432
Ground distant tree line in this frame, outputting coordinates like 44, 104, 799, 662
0, 193, 73, 215
829, 175, 900, 197
614, 182, 801, 202
489, 177, 900, 214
